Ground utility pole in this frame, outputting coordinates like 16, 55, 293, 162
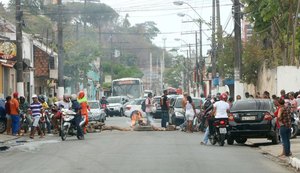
195, 31, 199, 97
110, 33, 113, 79
16, 0, 24, 96
234, 0, 242, 97
211, 0, 217, 79
161, 38, 166, 93
199, 20, 203, 95
57, 0, 64, 97
216, 0, 223, 52
150, 52, 152, 90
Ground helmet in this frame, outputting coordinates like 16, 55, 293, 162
220, 93, 228, 101
78, 91, 85, 99
13, 92, 18, 98
71, 94, 77, 101
38, 95, 45, 102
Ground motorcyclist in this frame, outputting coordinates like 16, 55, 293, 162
52, 94, 71, 134
19, 96, 31, 135
100, 96, 108, 112
201, 93, 229, 145
39, 95, 51, 134
71, 94, 84, 139
77, 91, 89, 134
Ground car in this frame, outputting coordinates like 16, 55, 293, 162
169, 96, 201, 127
106, 96, 129, 117
0, 98, 6, 133
228, 99, 279, 145
124, 98, 146, 118
151, 94, 179, 119
87, 100, 106, 123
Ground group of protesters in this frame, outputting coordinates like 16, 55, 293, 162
4, 91, 90, 139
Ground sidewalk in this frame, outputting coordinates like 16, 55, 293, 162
0, 134, 20, 143
247, 138, 300, 171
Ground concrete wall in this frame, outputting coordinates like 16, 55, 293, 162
276, 66, 300, 95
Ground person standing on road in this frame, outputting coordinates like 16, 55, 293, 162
145, 93, 153, 125
78, 91, 89, 134
160, 90, 169, 128
10, 92, 20, 136
5, 96, 12, 135
277, 98, 292, 157
71, 94, 84, 139
185, 96, 196, 133
29, 95, 43, 139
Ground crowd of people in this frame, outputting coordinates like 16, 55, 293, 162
196, 89, 297, 158
4, 91, 90, 139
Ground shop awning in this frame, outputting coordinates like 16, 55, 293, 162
0, 59, 16, 68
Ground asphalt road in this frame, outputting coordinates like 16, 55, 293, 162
0, 117, 293, 173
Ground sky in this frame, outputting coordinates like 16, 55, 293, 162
1, 0, 234, 56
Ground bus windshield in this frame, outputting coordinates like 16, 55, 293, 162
112, 84, 141, 98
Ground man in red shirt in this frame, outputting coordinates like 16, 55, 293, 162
10, 92, 20, 136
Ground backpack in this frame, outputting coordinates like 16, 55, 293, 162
141, 99, 146, 112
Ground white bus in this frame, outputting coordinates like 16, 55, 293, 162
111, 78, 144, 99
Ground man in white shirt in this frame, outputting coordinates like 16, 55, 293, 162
201, 93, 229, 145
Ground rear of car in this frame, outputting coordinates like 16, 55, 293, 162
228, 99, 279, 144
88, 101, 106, 122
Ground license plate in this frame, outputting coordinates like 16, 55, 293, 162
219, 128, 227, 134
241, 116, 256, 121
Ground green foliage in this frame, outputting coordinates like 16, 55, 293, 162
102, 61, 143, 79
217, 36, 234, 79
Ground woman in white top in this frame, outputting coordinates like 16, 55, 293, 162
185, 96, 196, 133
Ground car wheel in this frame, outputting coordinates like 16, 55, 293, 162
290, 124, 298, 139
227, 136, 234, 145
235, 138, 247, 144
272, 128, 280, 144
0, 120, 6, 133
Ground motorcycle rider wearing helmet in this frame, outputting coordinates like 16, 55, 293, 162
201, 93, 229, 145
19, 96, 32, 134
71, 94, 84, 139
77, 91, 89, 134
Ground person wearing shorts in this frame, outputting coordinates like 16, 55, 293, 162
29, 95, 43, 139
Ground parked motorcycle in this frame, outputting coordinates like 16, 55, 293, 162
60, 109, 85, 141
291, 112, 299, 138
209, 118, 229, 146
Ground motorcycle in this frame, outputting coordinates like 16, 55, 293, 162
60, 109, 85, 141
291, 112, 299, 138
198, 101, 213, 132
209, 118, 229, 146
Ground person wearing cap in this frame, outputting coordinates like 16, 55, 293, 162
29, 95, 43, 139
10, 92, 20, 136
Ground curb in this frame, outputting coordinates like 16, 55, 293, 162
247, 140, 300, 171
0, 135, 21, 144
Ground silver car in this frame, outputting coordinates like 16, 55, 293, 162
88, 100, 106, 122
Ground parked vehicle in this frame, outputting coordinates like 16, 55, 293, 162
290, 112, 299, 138
124, 98, 146, 118
209, 119, 229, 146
88, 100, 106, 123
151, 95, 179, 119
169, 96, 200, 127
228, 99, 279, 145
60, 109, 85, 141
0, 98, 6, 133
106, 96, 129, 117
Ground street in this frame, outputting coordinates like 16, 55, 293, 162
0, 117, 294, 173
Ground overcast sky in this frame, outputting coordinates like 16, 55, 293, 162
2, 0, 234, 56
